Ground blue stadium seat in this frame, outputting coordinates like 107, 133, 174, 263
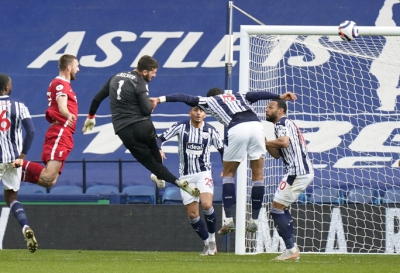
309, 188, 343, 204
213, 185, 223, 204
18, 185, 46, 194
49, 185, 83, 195
382, 189, 400, 204
85, 185, 127, 204
86, 185, 119, 195
346, 188, 377, 204
122, 185, 156, 204
296, 191, 309, 204
162, 186, 182, 204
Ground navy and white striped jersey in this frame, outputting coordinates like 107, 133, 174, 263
197, 93, 256, 127
0, 96, 32, 163
157, 120, 224, 176
274, 116, 313, 175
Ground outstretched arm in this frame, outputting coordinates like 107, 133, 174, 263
83, 79, 110, 133
157, 93, 200, 106
245, 91, 296, 103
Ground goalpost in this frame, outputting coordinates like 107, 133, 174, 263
236, 25, 400, 254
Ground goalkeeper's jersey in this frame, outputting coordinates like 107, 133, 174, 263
157, 120, 224, 176
89, 70, 153, 134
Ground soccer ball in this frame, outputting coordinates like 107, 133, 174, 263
338, 20, 359, 41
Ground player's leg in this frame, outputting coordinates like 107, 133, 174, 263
118, 123, 199, 196
246, 158, 265, 232
218, 161, 239, 235
196, 171, 217, 255
271, 174, 312, 260
3, 164, 38, 253
35, 160, 62, 188
245, 122, 267, 232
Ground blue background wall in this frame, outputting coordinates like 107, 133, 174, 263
1, 0, 399, 190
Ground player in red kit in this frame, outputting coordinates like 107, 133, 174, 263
21, 54, 79, 188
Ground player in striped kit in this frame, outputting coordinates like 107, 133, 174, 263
151, 88, 296, 235
265, 99, 314, 260
155, 106, 224, 255
0, 74, 38, 252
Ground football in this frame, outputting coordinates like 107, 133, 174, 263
338, 20, 359, 41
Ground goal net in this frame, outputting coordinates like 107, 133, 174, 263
236, 25, 400, 254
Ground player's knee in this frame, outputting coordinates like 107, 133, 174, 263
201, 201, 213, 210
187, 211, 199, 219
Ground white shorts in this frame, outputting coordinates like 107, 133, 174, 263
273, 173, 314, 207
224, 121, 266, 162
0, 163, 22, 192
180, 171, 214, 205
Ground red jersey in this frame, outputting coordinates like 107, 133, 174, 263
45, 76, 78, 133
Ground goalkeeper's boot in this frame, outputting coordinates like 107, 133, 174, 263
274, 247, 300, 261
246, 219, 258, 233
208, 241, 217, 255
150, 174, 166, 188
176, 180, 200, 197
218, 219, 235, 235
200, 244, 210, 256
23, 226, 38, 253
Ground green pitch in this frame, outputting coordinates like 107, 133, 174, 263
1, 250, 399, 273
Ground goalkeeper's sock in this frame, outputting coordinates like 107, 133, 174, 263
204, 207, 216, 234
10, 201, 29, 228
251, 181, 264, 220
21, 161, 43, 183
270, 207, 295, 250
284, 208, 296, 245
189, 216, 209, 241
222, 177, 235, 218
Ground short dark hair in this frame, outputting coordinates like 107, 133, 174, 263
0, 73, 10, 92
206, 87, 223, 97
58, 54, 77, 71
137, 55, 159, 72
271, 99, 287, 114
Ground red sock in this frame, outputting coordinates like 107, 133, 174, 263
21, 161, 44, 184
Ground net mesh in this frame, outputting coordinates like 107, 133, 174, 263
243, 34, 400, 253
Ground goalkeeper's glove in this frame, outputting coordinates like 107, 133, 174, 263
82, 114, 96, 133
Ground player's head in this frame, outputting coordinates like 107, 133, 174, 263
266, 99, 287, 123
58, 54, 79, 81
189, 106, 206, 125
136, 55, 159, 83
206, 87, 223, 97
0, 73, 11, 96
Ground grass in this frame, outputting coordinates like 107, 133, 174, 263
0, 250, 399, 273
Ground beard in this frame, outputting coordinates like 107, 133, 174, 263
70, 72, 76, 81
143, 74, 152, 82
266, 112, 277, 123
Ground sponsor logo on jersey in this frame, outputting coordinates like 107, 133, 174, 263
186, 142, 204, 155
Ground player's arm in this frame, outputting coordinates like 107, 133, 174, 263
156, 93, 200, 107
13, 117, 35, 168
83, 79, 111, 132
57, 95, 75, 127
211, 127, 224, 163
245, 91, 297, 103
265, 136, 289, 159
136, 82, 153, 116
156, 123, 180, 160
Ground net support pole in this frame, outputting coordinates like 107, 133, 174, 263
235, 25, 251, 255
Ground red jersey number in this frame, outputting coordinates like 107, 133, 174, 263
221, 94, 236, 103
0, 110, 11, 132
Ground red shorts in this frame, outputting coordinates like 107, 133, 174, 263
41, 124, 74, 174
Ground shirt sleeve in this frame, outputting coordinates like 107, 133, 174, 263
21, 118, 35, 155
89, 78, 112, 116
165, 93, 201, 107
136, 81, 153, 116
245, 91, 280, 104
157, 122, 180, 149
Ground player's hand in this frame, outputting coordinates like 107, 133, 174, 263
66, 113, 76, 128
279, 91, 297, 101
12, 158, 24, 168
82, 115, 96, 133
149, 98, 159, 110
159, 150, 167, 160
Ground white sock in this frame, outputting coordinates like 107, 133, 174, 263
204, 238, 209, 245
22, 225, 29, 235
208, 233, 215, 242
288, 246, 297, 253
